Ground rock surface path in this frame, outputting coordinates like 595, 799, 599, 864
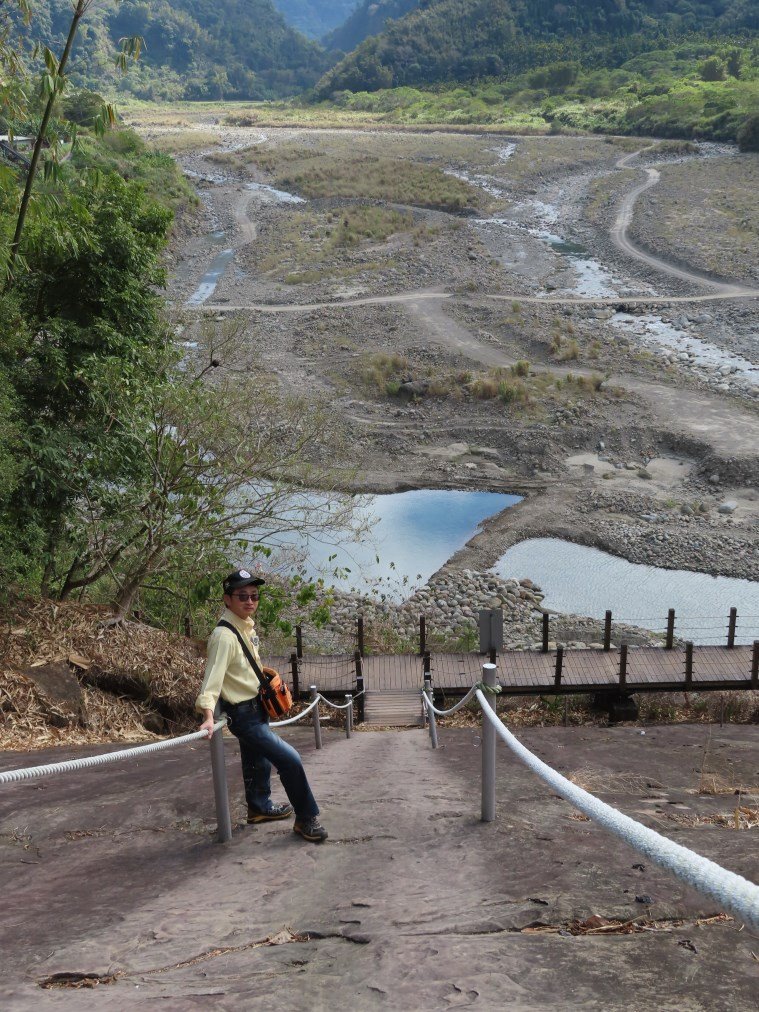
2, 726, 757, 1009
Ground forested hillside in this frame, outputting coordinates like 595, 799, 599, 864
270, 0, 360, 40
324, 0, 417, 53
13, 0, 330, 100
316, 0, 758, 95
0, 3, 355, 631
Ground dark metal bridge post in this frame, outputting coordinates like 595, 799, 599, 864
355, 652, 365, 723
542, 613, 549, 653
618, 643, 628, 688
751, 641, 758, 689
554, 645, 564, 688
290, 652, 300, 699
419, 615, 426, 656
727, 607, 737, 649
665, 609, 675, 650
295, 624, 303, 659
357, 614, 365, 657
603, 611, 612, 652
685, 641, 694, 686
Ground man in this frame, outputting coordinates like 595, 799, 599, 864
197, 569, 328, 842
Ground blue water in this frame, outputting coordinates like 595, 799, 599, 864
492, 538, 759, 645
186, 246, 234, 306
286, 489, 520, 597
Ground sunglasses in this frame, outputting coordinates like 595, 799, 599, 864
231, 592, 260, 601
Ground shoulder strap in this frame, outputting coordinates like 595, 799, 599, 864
217, 620, 269, 683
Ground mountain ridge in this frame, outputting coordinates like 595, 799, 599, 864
316, 0, 758, 96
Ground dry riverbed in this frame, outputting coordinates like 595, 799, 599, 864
138, 120, 758, 599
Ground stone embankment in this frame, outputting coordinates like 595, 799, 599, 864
313, 569, 659, 653
573, 489, 757, 581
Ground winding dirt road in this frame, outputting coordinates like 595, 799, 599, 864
611, 149, 755, 297
195, 143, 759, 314
184, 137, 758, 461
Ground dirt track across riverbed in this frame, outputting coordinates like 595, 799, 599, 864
157, 124, 758, 583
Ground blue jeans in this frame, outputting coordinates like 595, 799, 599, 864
221, 697, 319, 821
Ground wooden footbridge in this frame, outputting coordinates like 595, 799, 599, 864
264, 641, 758, 726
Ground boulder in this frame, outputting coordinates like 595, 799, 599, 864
21, 661, 86, 727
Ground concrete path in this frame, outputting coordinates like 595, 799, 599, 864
1, 725, 757, 1009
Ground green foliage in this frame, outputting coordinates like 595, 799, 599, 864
309, 38, 759, 145
315, 0, 758, 99
700, 56, 727, 81
737, 112, 759, 150
15, 0, 331, 101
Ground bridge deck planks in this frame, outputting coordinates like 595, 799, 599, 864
288, 645, 755, 695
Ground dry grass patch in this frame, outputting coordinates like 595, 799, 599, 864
212, 143, 477, 211
147, 130, 222, 155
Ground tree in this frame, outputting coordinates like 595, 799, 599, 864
699, 57, 726, 82
6, 0, 141, 280
726, 48, 742, 78
4, 168, 171, 595
8, 1, 92, 278
44, 322, 365, 618
737, 113, 759, 152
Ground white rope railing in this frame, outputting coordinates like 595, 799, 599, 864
0, 720, 226, 785
476, 688, 759, 930
317, 697, 353, 710
270, 697, 320, 726
420, 683, 479, 716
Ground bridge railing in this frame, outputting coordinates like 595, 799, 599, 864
292, 606, 759, 659
421, 663, 759, 932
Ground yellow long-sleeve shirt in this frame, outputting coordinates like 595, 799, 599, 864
195, 607, 261, 713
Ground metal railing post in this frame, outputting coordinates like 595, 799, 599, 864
290, 652, 300, 698
727, 607, 737, 649
345, 694, 353, 739
665, 609, 675, 649
542, 612, 549, 653
603, 610, 612, 651
752, 642, 759, 689
357, 614, 365, 656
420, 614, 426, 656
310, 685, 322, 750
356, 672, 365, 723
554, 645, 564, 687
210, 703, 232, 844
619, 642, 628, 688
481, 662, 497, 823
424, 675, 438, 749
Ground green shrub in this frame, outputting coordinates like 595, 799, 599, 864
737, 113, 759, 152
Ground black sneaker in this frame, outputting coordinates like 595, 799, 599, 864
247, 802, 294, 824
293, 817, 328, 842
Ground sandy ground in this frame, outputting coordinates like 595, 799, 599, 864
144, 123, 758, 582
1, 724, 757, 1009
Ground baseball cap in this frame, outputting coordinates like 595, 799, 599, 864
223, 569, 266, 595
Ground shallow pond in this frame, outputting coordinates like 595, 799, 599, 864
288, 489, 521, 596
492, 539, 759, 645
